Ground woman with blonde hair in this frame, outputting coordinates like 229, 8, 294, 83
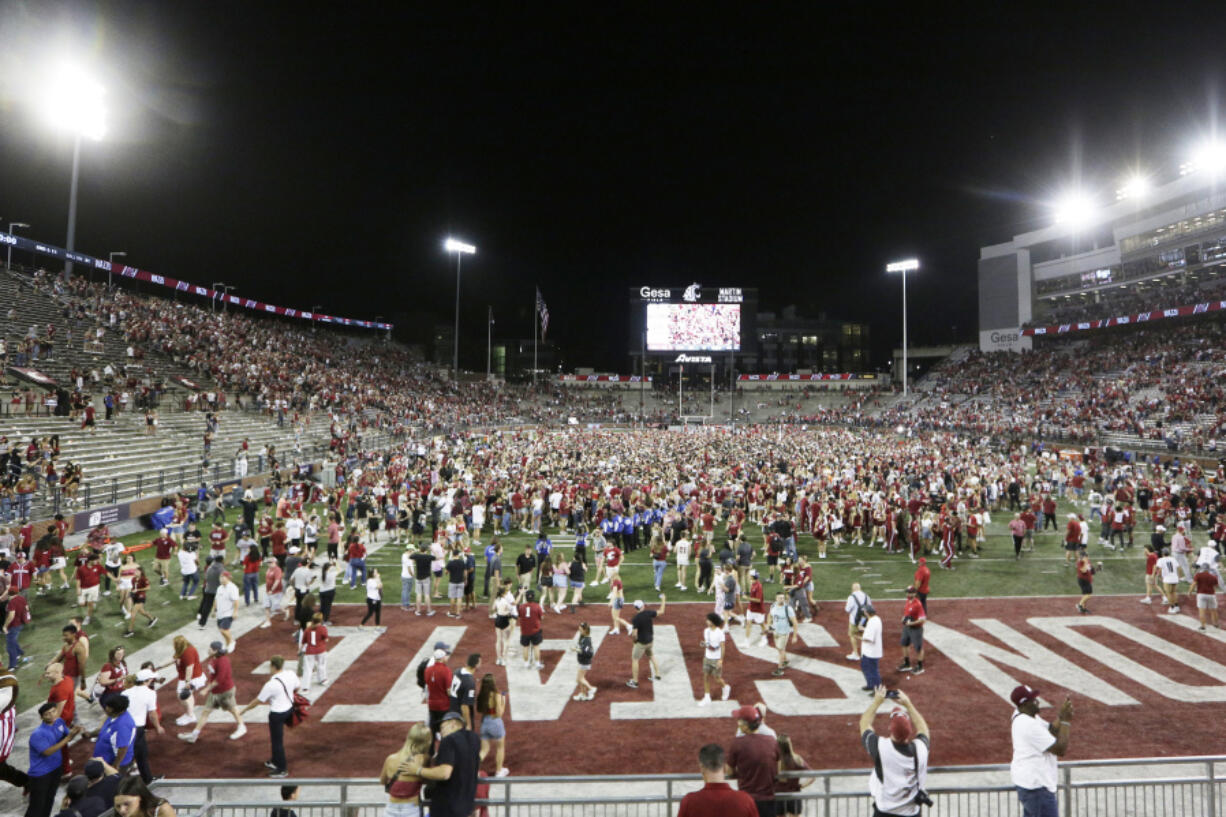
379, 722, 431, 817
476, 673, 509, 777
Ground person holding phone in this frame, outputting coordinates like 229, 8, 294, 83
1010, 684, 1074, 817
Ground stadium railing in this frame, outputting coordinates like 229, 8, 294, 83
142, 755, 1224, 817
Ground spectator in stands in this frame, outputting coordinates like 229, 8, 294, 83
677, 743, 757, 817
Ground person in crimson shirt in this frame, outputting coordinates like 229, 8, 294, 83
896, 586, 928, 676
81, 400, 97, 433
300, 612, 330, 689
517, 589, 545, 670
677, 743, 757, 817
44, 661, 77, 727
258, 515, 274, 559
158, 635, 205, 727
74, 554, 105, 626
7, 552, 32, 596
603, 543, 623, 585
1075, 548, 1098, 615
1019, 508, 1037, 552
725, 704, 780, 816
152, 528, 176, 586
913, 558, 931, 615
208, 522, 229, 564
347, 538, 367, 588
742, 569, 767, 646
1192, 562, 1222, 631
270, 522, 289, 568
423, 645, 454, 737
178, 640, 245, 743
4, 590, 30, 670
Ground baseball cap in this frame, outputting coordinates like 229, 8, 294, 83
136, 668, 156, 683
1155, 525, 1166, 532
439, 711, 465, 724
288, 546, 301, 554
1010, 684, 1041, 707
905, 585, 917, 595
633, 599, 645, 610
84, 760, 105, 779
749, 569, 759, 578
918, 557, 926, 565
888, 710, 914, 742
210, 641, 225, 654
434, 641, 451, 653
221, 571, 232, 579
732, 705, 761, 725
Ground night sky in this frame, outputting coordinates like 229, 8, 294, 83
1, 3, 1223, 370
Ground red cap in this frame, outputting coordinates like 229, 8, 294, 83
888, 710, 914, 742
1010, 684, 1040, 707
732, 705, 761, 725
918, 557, 926, 565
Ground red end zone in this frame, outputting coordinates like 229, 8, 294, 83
106, 596, 1226, 778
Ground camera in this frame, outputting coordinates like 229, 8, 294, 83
885, 690, 900, 699
914, 789, 934, 808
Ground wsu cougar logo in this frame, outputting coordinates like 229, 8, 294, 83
682, 282, 702, 302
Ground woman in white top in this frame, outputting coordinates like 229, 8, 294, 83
699, 612, 731, 706
318, 560, 338, 625
361, 568, 383, 626
491, 580, 519, 665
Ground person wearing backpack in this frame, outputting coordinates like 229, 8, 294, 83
844, 583, 871, 662
238, 655, 301, 778
860, 687, 931, 817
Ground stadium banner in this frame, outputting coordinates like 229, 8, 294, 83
1, 232, 392, 331
72, 502, 131, 531
737, 373, 877, 381
5, 366, 58, 387
557, 375, 653, 383
1020, 299, 1226, 337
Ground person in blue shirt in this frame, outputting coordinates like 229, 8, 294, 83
483, 539, 500, 597
28, 702, 81, 817
534, 535, 553, 588
573, 527, 588, 565
90, 694, 136, 773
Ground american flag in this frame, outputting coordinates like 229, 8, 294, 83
536, 287, 550, 339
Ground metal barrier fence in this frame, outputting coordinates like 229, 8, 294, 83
146, 756, 1224, 817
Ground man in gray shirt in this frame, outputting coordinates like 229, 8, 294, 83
197, 557, 225, 628
289, 559, 317, 620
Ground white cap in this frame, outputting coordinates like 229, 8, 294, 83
288, 546, 300, 554
633, 599, 645, 610
136, 668, 156, 683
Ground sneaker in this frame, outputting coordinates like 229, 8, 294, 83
674, 583, 682, 588
573, 693, 586, 701
896, 662, 911, 672
535, 662, 545, 670
846, 653, 859, 661
426, 610, 436, 617
589, 581, 600, 587
1139, 597, 1152, 604
679, 586, 686, 591
1167, 607, 1180, 615
496, 767, 510, 777
626, 680, 639, 689
652, 674, 662, 680
148, 617, 159, 628
698, 694, 711, 707
175, 714, 196, 726
123, 631, 135, 638
721, 684, 731, 701
259, 621, 271, 629
912, 666, 925, 676
771, 668, 785, 676
177, 732, 199, 743
268, 770, 288, 778
103, 591, 112, 597
586, 689, 597, 700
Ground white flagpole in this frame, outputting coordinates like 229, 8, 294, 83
533, 291, 538, 387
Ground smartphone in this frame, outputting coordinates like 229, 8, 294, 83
885, 690, 900, 699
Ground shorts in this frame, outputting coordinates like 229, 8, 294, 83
632, 641, 653, 661
612, 598, 624, 610
766, 554, 779, 566
80, 586, 100, 603
848, 620, 862, 640
118, 578, 133, 591
1197, 594, 1218, 610
448, 582, 465, 599
703, 658, 722, 675
747, 611, 765, 624
519, 631, 543, 647
479, 715, 506, 740
552, 575, 568, 589
495, 615, 511, 630
676, 557, 690, 566
178, 675, 207, 693
265, 592, 284, 610
1064, 542, 1079, 552
569, 580, 584, 589
415, 579, 431, 599
900, 626, 924, 650
51, 558, 67, 570
218, 616, 233, 630
208, 689, 236, 710
1077, 579, 1093, 595
106, 565, 121, 578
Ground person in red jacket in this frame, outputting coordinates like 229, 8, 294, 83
913, 558, 930, 615
73, 553, 105, 626
152, 528, 177, 586
300, 612, 329, 689
1064, 513, 1082, 567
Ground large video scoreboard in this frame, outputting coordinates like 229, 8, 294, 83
628, 284, 756, 355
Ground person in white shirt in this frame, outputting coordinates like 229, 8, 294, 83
860, 686, 931, 817
698, 612, 731, 706
236, 532, 257, 565
214, 573, 241, 653
673, 536, 691, 591
285, 516, 305, 549
859, 604, 883, 691
1156, 548, 1183, 614
178, 547, 200, 600
401, 545, 416, 611
1010, 684, 1073, 817
103, 541, 125, 597
844, 583, 871, 661
122, 667, 164, 783
239, 655, 300, 778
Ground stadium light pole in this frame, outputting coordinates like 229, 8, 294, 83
43, 66, 107, 280
487, 306, 494, 380
107, 251, 126, 288
444, 237, 476, 380
886, 258, 919, 397
8, 222, 30, 272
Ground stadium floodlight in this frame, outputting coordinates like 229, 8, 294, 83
444, 237, 476, 255
1053, 193, 1096, 230
1185, 141, 1226, 176
1116, 174, 1150, 201
7, 222, 30, 272
41, 64, 108, 279
444, 236, 477, 380
886, 258, 919, 397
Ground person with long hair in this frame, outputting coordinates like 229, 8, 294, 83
570, 622, 597, 701
380, 722, 432, 817
112, 772, 176, 817
550, 553, 569, 613
123, 566, 157, 637
775, 733, 813, 814
491, 580, 518, 666
318, 559, 337, 624
607, 576, 630, 635
362, 568, 383, 626
475, 673, 509, 777
117, 553, 140, 611
95, 645, 129, 702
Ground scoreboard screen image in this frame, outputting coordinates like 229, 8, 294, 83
645, 303, 741, 351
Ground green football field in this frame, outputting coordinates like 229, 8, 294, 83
9, 490, 1164, 689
